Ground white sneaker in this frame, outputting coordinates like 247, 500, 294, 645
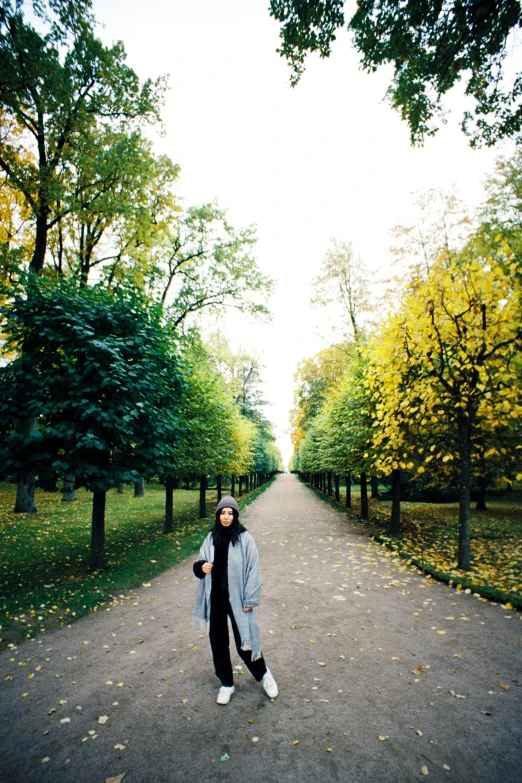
217, 685, 235, 705
262, 668, 278, 698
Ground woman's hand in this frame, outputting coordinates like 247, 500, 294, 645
202, 562, 213, 574
243, 606, 252, 612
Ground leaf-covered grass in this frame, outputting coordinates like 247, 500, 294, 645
369, 493, 522, 607
305, 479, 522, 608
0, 479, 274, 650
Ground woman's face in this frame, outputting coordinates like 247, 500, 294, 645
219, 507, 234, 527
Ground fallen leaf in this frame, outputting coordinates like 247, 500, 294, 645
105, 775, 126, 783
448, 690, 466, 699
500, 683, 510, 691
220, 753, 230, 762
378, 736, 389, 741
291, 739, 299, 745
317, 662, 326, 667
42, 757, 50, 764
248, 719, 254, 724
436, 630, 446, 635
114, 744, 126, 751
327, 748, 333, 752
251, 737, 259, 743
98, 715, 109, 724
421, 765, 429, 776
60, 717, 71, 724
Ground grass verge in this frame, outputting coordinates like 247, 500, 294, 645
0, 478, 275, 650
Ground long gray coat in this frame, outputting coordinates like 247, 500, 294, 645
193, 530, 263, 660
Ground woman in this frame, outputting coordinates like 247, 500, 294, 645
193, 495, 278, 705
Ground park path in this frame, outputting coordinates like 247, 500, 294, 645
1, 473, 521, 783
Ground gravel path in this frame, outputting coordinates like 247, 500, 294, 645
1, 473, 521, 783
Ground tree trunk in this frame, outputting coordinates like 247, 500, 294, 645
30, 210, 48, 273
391, 469, 401, 536
475, 458, 487, 510
217, 474, 222, 502
62, 472, 77, 502
230, 474, 236, 497
327, 472, 333, 496
370, 475, 380, 499
134, 478, 145, 498
116, 481, 124, 494
238, 476, 243, 496
334, 474, 340, 502
457, 412, 472, 571
90, 490, 106, 569
14, 416, 38, 513
199, 475, 207, 518
164, 474, 175, 534
360, 471, 368, 519
345, 475, 351, 507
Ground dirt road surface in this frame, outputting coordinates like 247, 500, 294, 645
1, 474, 521, 782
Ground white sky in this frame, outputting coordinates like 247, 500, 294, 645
93, 0, 515, 466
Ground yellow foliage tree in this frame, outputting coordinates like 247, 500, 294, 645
366, 242, 522, 570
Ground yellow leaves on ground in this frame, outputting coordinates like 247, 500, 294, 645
371, 500, 522, 600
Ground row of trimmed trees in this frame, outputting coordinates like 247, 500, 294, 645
0, 0, 282, 568
291, 155, 522, 572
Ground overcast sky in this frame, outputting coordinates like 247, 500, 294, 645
93, 0, 515, 465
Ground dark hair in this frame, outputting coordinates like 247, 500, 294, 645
212, 506, 241, 546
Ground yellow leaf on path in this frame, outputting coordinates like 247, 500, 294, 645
21, 693, 29, 698
248, 719, 254, 724
98, 715, 109, 724
378, 736, 389, 741
251, 737, 259, 743
317, 662, 326, 667
421, 766, 429, 776
500, 683, 510, 691
291, 739, 299, 745
436, 630, 446, 635
114, 744, 126, 751
106, 776, 126, 783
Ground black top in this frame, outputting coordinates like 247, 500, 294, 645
193, 525, 247, 595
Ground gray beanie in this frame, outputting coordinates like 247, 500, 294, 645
216, 495, 239, 515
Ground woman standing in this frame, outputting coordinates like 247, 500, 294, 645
193, 495, 278, 705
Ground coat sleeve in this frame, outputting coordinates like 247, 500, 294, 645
242, 533, 261, 608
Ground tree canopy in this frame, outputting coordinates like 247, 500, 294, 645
270, 0, 522, 146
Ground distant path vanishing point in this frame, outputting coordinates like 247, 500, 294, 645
1, 473, 521, 783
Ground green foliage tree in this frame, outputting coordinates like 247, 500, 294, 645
269, 0, 522, 146
0, 0, 166, 275
0, 279, 183, 566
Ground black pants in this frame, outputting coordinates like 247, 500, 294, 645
209, 593, 267, 687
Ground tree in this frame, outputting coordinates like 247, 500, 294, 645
269, 0, 522, 146
0, 1, 166, 510
0, 2, 166, 275
0, 280, 183, 565
366, 243, 522, 570
290, 342, 352, 450
311, 238, 371, 339
148, 202, 272, 328
206, 330, 267, 414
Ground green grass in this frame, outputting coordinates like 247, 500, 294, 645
302, 478, 522, 608
0, 479, 274, 650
